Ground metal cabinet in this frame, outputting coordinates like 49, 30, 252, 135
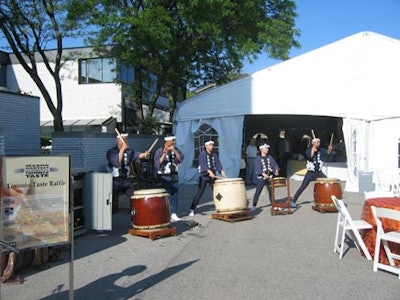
84, 172, 113, 231
71, 171, 86, 236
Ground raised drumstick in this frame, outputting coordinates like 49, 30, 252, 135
330, 133, 334, 147
114, 128, 126, 145
115, 128, 122, 136
311, 129, 316, 139
147, 138, 159, 152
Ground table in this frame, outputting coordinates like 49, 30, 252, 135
361, 197, 400, 265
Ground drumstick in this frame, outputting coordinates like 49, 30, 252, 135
311, 129, 316, 139
114, 128, 121, 137
147, 138, 159, 152
114, 128, 126, 145
329, 133, 334, 147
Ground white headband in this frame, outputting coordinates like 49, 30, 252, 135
205, 140, 214, 146
117, 133, 128, 139
164, 136, 176, 141
259, 144, 270, 150
312, 138, 320, 143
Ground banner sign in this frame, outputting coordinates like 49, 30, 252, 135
1, 155, 70, 251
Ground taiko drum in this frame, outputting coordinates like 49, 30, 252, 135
313, 178, 342, 210
130, 188, 171, 229
213, 178, 248, 213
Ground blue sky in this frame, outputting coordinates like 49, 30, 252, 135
243, 0, 400, 74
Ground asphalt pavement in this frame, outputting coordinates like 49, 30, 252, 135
1, 179, 400, 300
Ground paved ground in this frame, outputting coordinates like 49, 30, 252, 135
1, 179, 400, 300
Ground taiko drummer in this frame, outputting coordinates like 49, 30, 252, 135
154, 134, 184, 222
189, 140, 226, 216
106, 132, 150, 213
291, 137, 333, 208
250, 143, 280, 211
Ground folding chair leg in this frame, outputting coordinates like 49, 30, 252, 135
382, 240, 396, 266
348, 233, 359, 253
338, 228, 346, 259
351, 228, 372, 260
334, 216, 341, 254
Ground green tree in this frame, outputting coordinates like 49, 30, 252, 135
0, 0, 85, 131
79, 0, 300, 132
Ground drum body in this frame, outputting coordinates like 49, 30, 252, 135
213, 178, 248, 213
314, 178, 342, 209
271, 177, 287, 187
131, 189, 170, 229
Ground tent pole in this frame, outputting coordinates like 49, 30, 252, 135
364, 120, 371, 171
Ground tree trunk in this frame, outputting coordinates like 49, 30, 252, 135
53, 110, 64, 132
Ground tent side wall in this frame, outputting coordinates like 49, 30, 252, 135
175, 116, 244, 185
342, 117, 400, 193
342, 118, 369, 192
368, 118, 400, 191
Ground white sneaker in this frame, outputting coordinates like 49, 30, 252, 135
249, 206, 256, 212
170, 213, 181, 221
189, 210, 195, 217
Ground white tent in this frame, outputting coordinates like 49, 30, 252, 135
174, 32, 400, 192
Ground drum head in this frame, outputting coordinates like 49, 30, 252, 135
316, 178, 340, 183
215, 177, 243, 183
133, 188, 166, 196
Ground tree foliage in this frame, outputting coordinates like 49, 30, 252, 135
73, 0, 300, 131
79, 0, 299, 132
0, 0, 85, 131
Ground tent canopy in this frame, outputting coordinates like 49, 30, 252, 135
175, 31, 400, 122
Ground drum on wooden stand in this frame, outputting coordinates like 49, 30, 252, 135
213, 178, 248, 213
271, 177, 287, 187
130, 188, 171, 229
313, 178, 342, 212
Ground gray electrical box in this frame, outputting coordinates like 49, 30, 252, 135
84, 172, 113, 231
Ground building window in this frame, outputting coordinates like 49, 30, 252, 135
120, 63, 134, 84
193, 124, 219, 168
79, 58, 117, 84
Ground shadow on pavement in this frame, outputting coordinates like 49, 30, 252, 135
41, 260, 199, 300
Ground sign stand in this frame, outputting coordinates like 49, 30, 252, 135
69, 174, 74, 300
0, 241, 20, 298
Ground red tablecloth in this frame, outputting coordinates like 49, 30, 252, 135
361, 197, 400, 264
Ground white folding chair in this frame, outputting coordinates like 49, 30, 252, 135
331, 196, 373, 260
364, 190, 396, 200
370, 206, 400, 279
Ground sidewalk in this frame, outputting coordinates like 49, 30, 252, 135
1, 180, 399, 299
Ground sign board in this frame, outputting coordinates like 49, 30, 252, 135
0, 155, 70, 251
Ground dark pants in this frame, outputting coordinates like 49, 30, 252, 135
278, 152, 291, 177
252, 177, 272, 207
112, 177, 135, 213
293, 171, 326, 202
162, 178, 179, 214
191, 175, 215, 210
